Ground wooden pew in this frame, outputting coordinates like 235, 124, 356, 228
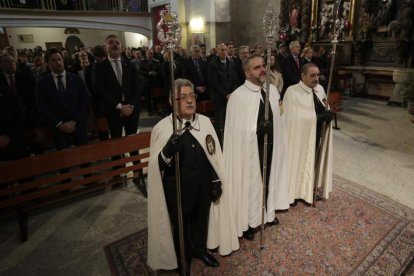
0, 132, 151, 242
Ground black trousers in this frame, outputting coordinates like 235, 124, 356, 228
106, 109, 140, 167
257, 136, 273, 205
164, 180, 211, 264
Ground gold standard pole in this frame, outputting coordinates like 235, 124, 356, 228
312, 1, 342, 207
260, 4, 278, 249
157, 6, 186, 275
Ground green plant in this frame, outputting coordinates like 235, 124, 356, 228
400, 70, 414, 102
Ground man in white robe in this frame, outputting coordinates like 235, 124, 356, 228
147, 78, 239, 272
283, 63, 333, 205
223, 54, 290, 240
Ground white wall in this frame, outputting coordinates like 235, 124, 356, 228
6, 27, 149, 50
124, 32, 149, 48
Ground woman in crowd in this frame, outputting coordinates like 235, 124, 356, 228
268, 54, 284, 93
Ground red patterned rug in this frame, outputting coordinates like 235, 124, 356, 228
104, 175, 414, 275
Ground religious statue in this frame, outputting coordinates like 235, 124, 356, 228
289, 4, 299, 33
376, 0, 394, 28
319, 3, 334, 39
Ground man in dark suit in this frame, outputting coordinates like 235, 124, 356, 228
36, 48, 90, 151
139, 49, 162, 116
234, 45, 250, 86
0, 54, 40, 133
94, 34, 141, 140
0, 87, 28, 161
182, 45, 209, 101
94, 34, 145, 195
281, 40, 302, 98
84, 45, 109, 141
276, 42, 288, 68
207, 43, 239, 141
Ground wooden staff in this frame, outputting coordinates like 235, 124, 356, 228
157, 6, 186, 275
260, 5, 278, 249
312, 1, 342, 207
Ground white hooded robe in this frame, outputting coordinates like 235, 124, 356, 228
223, 80, 290, 237
283, 81, 333, 204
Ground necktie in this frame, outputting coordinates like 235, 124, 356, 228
194, 60, 204, 83
184, 121, 192, 131
57, 75, 65, 95
8, 74, 16, 92
260, 89, 266, 103
294, 56, 300, 69
113, 59, 122, 86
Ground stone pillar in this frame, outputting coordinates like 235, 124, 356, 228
389, 69, 414, 107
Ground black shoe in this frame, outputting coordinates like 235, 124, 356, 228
267, 217, 279, 226
290, 200, 298, 207
243, 227, 254, 241
315, 195, 322, 201
196, 252, 219, 267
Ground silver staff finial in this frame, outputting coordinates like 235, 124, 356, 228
156, 4, 182, 50
263, 5, 278, 44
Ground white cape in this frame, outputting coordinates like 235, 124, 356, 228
283, 81, 333, 204
223, 80, 290, 237
147, 114, 239, 270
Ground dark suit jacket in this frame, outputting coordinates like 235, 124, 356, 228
282, 54, 302, 94
234, 58, 245, 87
0, 87, 27, 161
94, 58, 141, 117
181, 57, 208, 88
139, 58, 163, 88
0, 68, 40, 128
36, 72, 90, 128
207, 58, 239, 103
160, 130, 215, 213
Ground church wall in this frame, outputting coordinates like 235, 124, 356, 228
6, 27, 149, 50
213, 0, 281, 47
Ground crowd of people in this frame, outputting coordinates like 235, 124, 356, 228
0, 38, 331, 162
145, 41, 334, 273
1, 36, 334, 274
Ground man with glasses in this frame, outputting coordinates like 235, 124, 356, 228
235, 45, 250, 86
147, 78, 239, 273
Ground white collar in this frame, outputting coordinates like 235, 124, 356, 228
298, 81, 314, 94
171, 114, 201, 133
108, 56, 121, 62
243, 80, 262, 93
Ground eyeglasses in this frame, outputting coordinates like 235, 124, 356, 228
176, 93, 197, 101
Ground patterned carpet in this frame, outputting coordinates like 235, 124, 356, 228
104, 175, 414, 275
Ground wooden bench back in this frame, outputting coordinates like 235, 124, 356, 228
0, 132, 151, 210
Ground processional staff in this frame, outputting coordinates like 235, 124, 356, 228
313, 0, 343, 207
156, 6, 187, 275
260, 4, 278, 250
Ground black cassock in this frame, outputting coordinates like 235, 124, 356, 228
159, 129, 217, 263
